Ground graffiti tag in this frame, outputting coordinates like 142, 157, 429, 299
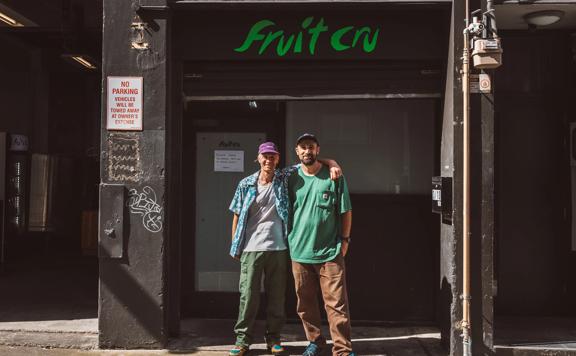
127, 186, 163, 233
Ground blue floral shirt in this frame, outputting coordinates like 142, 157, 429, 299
229, 166, 297, 257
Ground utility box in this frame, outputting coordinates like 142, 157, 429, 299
99, 184, 125, 259
472, 38, 503, 69
432, 176, 452, 225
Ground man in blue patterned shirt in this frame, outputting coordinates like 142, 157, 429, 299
228, 141, 340, 356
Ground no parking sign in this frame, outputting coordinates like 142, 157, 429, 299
107, 76, 143, 131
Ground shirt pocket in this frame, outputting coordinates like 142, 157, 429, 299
317, 190, 336, 209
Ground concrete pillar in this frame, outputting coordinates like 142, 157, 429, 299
438, 5, 464, 353
99, 0, 172, 348
439, 1, 495, 355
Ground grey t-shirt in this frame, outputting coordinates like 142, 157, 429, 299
243, 182, 287, 252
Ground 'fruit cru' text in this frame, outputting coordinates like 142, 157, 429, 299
235, 17, 380, 56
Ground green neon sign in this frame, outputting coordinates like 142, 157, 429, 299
234, 17, 380, 56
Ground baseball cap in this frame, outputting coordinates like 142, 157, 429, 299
258, 142, 279, 155
296, 133, 319, 145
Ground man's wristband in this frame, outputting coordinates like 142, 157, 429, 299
341, 236, 351, 243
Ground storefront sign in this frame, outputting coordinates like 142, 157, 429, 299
107, 77, 143, 131
235, 17, 379, 56
214, 150, 244, 172
176, 10, 448, 61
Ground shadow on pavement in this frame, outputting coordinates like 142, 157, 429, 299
167, 319, 446, 355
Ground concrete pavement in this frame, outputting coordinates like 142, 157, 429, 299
0, 318, 446, 356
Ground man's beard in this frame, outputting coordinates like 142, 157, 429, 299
301, 155, 317, 166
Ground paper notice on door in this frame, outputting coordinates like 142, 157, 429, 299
214, 150, 244, 172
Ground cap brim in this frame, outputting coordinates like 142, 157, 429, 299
296, 136, 318, 144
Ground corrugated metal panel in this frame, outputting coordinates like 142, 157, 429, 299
183, 61, 444, 97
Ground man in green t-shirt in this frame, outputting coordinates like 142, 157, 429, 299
288, 133, 354, 356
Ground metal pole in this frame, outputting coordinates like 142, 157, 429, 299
0, 199, 5, 272
462, 1, 472, 354
0, 134, 6, 273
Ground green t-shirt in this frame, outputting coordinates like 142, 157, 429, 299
288, 165, 352, 263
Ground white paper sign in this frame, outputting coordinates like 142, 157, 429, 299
107, 76, 143, 130
214, 150, 244, 172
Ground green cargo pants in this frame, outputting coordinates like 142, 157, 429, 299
234, 250, 289, 347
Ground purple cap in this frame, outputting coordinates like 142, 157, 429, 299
258, 142, 279, 155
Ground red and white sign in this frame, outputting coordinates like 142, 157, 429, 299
470, 74, 491, 94
107, 76, 143, 130
479, 74, 491, 93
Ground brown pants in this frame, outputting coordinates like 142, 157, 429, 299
292, 254, 352, 356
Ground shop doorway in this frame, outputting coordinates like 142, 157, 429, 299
182, 101, 287, 318
181, 98, 441, 323
173, 1, 450, 327
493, 30, 576, 348
0, 38, 101, 334
195, 132, 267, 294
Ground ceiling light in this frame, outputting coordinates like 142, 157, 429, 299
524, 10, 564, 27
62, 54, 98, 70
0, 11, 23, 27
72, 56, 97, 69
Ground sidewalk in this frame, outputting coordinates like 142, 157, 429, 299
0, 318, 446, 356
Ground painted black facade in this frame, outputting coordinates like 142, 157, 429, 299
99, 0, 479, 352
1, 0, 575, 355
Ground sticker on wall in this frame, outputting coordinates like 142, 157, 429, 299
9, 134, 29, 152
214, 150, 244, 172
107, 76, 143, 131
470, 74, 491, 94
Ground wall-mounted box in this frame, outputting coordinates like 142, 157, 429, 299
432, 176, 452, 225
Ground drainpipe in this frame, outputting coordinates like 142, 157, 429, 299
486, 0, 497, 38
461, 0, 472, 354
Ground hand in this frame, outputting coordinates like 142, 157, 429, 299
329, 166, 342, 181
318, 159, 342, 180
232, 255, 240, 261
341, 240, 349, 256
